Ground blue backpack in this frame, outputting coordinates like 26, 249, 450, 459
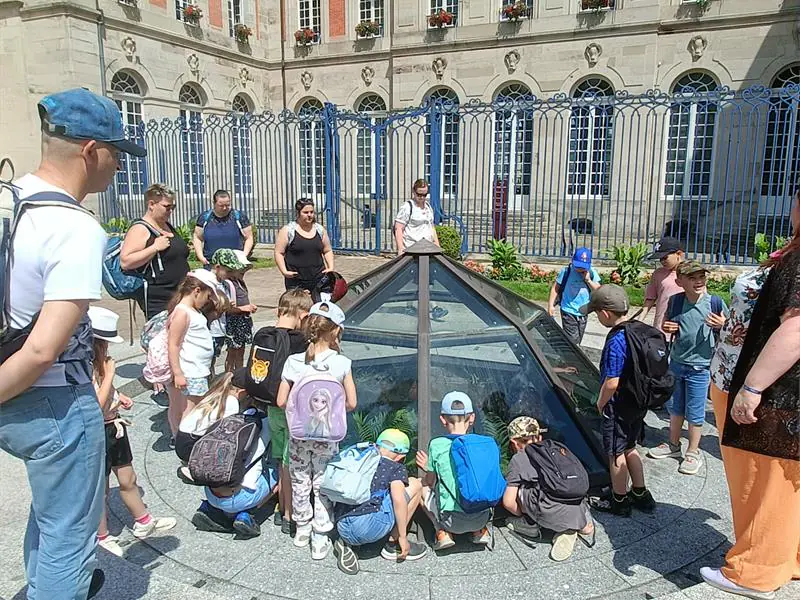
320, 443, 383, 505
445, 434, 506, 513
102, 220, 163, 301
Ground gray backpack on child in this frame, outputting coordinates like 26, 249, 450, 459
188, 413, 264, 488
320, 443, 381, 505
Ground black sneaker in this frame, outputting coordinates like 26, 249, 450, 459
506, 515, 541, 540
233, 512, 261, 537
281, 518, 296, 537
192, 500, 234, 532
273, 509, 283, 527
590, 493, 632, 517
334, 538, 360, 575
87, 569, 105, 599
380, 539, 428, 562
628, 489, 656, 513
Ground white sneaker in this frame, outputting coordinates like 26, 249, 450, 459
647, 442, 682, 460
678, 450, 703, 475
132, 516, 178, 539
294, 524, 312, 547
311, 532, 331, 560
700, 567, 776, 600
98, 535, 123, 557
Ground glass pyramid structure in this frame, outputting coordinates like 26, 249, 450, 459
337, 240, 609, 487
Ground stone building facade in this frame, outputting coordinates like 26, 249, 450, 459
1, 0, 798, 257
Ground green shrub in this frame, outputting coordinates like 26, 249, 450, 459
488, 239, 525, 280
752, 232, 789, 263
352, 408, 418, 469
103, 217, 132, 235
435, 224, 462, 260
609, 242, 649, 286
175, 218, 197, 247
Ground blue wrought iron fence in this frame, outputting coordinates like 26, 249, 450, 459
100, 83, 800, 265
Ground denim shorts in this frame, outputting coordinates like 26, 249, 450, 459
337, 492, 395, 546
182, 377, 210, 397
205, 473, 271, 516
668, 362, 711, 426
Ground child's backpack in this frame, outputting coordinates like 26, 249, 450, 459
140, 310, 168, 351
525, 439, 589, 505
320, 443, 382, 505
245, 327, 291, 409
142, 323, 171, 384
667, 292, 725, 342
0, 160, 95, 364
443, 434, 506, 513
285, 368, 347, 442
188, 412, 264, 488
101, 220, 164, 301
610, 320, 675, 417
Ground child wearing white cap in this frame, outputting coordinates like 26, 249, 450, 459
88, 307, 176, 558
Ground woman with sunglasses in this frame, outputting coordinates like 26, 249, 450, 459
394, 178, 440, 255
121, 183, 190, 319
274, 198, 335, 300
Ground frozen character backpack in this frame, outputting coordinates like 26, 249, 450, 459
285, 366, 347, 442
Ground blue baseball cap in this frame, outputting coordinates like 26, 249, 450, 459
38, 88, 147, 157
440, 391, 474, 416
572, 247, 592, 270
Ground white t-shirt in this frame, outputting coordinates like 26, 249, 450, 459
281, 348, 352, 385
174, 303, 214, 378
394, 200, 435, 249
11, 174, 107, 387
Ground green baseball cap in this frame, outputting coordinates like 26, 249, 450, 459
376, 428, 410, 454
211, 248, 248, 271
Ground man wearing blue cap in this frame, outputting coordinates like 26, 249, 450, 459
0, 88, 146, 599
547, 247, 601, 345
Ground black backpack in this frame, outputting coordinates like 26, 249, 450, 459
612, 320, 675, 417
188, 412, 264, 488
245, 327, 292, 409
525, 440, 589, 505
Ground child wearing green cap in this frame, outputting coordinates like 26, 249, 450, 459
333, 429, 426, 575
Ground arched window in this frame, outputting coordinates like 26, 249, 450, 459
356, 94, 387, 197
664, 72, 718, 199
231, 94, 253, 197
179, 84, 205, 200
761, 65, 800, 219
493, 83, 534, 207
110, 72, 147, 199
567, 78, 614, 198
298, 98, 325, 201
425, 88, 460, 202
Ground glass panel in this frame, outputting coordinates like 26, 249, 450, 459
427, 331, 606, 480
342, 262, 419, 334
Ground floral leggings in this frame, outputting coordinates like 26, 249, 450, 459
288, 438, 338, 532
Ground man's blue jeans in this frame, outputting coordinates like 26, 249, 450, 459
0, 384, 105, 600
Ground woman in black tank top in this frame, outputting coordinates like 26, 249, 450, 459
274, 199, 335, 300
120, 184, 190, 319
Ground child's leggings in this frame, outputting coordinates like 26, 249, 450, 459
288, 438, 337, 532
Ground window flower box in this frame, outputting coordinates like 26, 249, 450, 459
183, 4, 203, 25
355, 20, 381, 39
682, 0, 712, 10
428, 9, 455, 29
234, 23, 252, 44
580, 0, 614, 12
294, 28, 318, 46
501, 1, 530, 22
118, 0, 138, 7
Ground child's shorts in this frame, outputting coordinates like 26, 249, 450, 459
424, 487, 491, 534
668, 362, 711, 426
337, 492, 395, 546
182, 377, 210, 397
267, 406, 290, 464
602, 403, 645, 457
226, 315, 253, 349
105, 421, 134, 476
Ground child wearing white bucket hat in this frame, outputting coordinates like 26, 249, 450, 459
88, 307, 176, 558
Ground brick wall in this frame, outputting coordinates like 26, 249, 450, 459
329, 0, 345, 37
149, 0, 166, 9
209, 0, 223, 29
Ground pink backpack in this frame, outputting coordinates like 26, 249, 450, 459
285, 369, 347, 442
143, 317, 172, 384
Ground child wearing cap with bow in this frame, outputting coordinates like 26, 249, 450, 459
547, 247, 601, 345
333, 429, 426, 575
502, 416, 595, 561
415, 391, 492, 550
276, 302, 357, 560
88, 307, 176, 558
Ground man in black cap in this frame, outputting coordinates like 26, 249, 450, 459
643, 236, 685, 331
0, 88, 146, 599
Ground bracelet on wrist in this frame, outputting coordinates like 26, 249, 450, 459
742, 384, 762, 396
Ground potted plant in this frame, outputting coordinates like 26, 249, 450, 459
428, 9, 455, 28
294, 27, 318, 46
183, 3, 203, 24
355, 20, 381, 38
501, 1, 530, 21
234, 23, 252, 44
580, 0, 614, 11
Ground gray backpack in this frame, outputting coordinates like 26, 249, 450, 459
320, 443, 382, 505
188, 412, 264, 488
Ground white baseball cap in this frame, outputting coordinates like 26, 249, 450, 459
309, 301, 346, 329
187, 268, 218, 290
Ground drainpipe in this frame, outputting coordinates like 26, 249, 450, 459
280, 0, 287, 110
387, 0, 393, 109
95, 0, 107, 95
